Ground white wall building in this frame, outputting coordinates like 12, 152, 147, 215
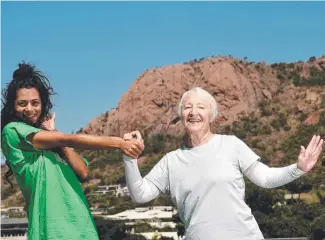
92, 184, 130, 197
104, 206, 179, 239
1, 207, 26, 219
104, 206, 175, 222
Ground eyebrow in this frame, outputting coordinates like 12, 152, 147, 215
16, 99, 41, 102
184, 103, 208, 109
185, 102, 206, 105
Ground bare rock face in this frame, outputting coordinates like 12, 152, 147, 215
80, 56, 321, 137
304, 108, 325, 126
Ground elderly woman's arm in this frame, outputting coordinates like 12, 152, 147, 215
122, 131, 170, 203
234, 136, 303, 188
242, 135, 323, 188
123, 155, 167, 203
244, 161, 306, 189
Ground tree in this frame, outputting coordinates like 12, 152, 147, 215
283, 177, 313, 199
308, 56, 316, 62
245, 180, 282, 215
95, 218, 129, 240
172, 213, 185, 237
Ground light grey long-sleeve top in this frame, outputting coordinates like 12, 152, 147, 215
123, 134, 305, 240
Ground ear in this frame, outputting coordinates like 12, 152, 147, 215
209, 110, 215, 123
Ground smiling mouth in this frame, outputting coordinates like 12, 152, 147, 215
22, 114, 37, 122
25, 115, 36, 119
187, 119, 201, 124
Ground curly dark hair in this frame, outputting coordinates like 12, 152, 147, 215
1, 62, 57, 187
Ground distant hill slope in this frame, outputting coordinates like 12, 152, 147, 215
2, 55, 325, 205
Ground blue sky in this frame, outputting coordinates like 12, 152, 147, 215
2, 1, 325, 134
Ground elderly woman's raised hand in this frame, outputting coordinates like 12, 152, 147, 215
297, 135, 324, 173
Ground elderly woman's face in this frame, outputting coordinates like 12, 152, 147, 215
181, 91, 212, 133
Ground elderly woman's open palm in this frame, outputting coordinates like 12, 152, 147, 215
297, 135, 324, 173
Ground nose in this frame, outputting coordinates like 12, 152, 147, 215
24, 103, 33, 113
189, 105, 198, 115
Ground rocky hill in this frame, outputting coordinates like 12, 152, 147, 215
2, 55, 325, 206
80, 55, 325, 138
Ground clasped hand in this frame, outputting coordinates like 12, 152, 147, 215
122, 130, 145, 159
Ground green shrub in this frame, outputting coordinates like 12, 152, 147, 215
259, 102, 273, 117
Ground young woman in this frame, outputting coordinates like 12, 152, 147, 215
1, 62, 144, 240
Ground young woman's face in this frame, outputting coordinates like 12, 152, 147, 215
15, 88, 42, 124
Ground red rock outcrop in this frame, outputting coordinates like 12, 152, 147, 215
81, 56, 324, 137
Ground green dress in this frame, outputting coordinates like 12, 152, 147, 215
1, 122, 99, 240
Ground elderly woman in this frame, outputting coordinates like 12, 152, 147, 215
122, 87, 324, 240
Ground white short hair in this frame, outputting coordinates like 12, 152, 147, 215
177, 87, 219, 122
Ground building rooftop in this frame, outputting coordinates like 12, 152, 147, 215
104, 206, 175, 221
1, 218, 28, 225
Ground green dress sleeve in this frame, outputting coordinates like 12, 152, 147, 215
1, 122, 42, 166
82, 158, 90, 168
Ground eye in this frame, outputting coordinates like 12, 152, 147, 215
17, 101, 27, 107
32, 101, 41, 107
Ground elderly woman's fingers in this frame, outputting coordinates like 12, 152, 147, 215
128, 130, 142, 140
123, 133, 133, 140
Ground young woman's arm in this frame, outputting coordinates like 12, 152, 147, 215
59, 147, 89, 181
28, 131, 143, 159
37, 113, 135, 180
